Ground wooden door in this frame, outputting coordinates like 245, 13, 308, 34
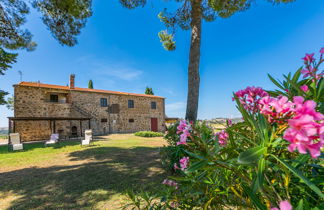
151, 118, 158, 132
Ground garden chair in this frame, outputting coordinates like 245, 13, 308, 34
81, 129, 92, 146
9, 133, 23, 151
45, 133, 59, 146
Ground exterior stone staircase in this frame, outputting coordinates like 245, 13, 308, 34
71, 102, 98, 119
71, 102, 101, 133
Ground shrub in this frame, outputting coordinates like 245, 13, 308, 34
134, 131, 164, 137
125, 48, 324, 209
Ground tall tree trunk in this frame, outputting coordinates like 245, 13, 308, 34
185, 0, 202, 122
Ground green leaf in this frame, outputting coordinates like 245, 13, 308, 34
292, 67, 302, 83
295, 199, 303, 210
238, 146, 266, 164
183, 149, 207, 160
253, 158, 265, 192
291, 154, 309, 168
284, 75, 304, 94
316, 78, 324, 100
268, 74, 285, 90
186, 160, 208, 173
242, 185, 267, 210
271, 155, 324, 199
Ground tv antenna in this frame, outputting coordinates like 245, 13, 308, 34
18, 71, 22, 82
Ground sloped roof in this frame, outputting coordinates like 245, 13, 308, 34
16, 82, 165, 99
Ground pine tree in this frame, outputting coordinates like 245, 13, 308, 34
6, 96, 14, 110
88, 79, 94, 89
145, 87, 154, 95
0, 0, 297, 121
0, 0, 92, 104
119, 0, 296, 121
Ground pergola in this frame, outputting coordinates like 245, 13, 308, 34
8, 117, 91, 137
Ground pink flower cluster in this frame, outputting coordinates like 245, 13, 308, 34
283, 96, 324, 158
259, 96, 295, 123
301, 49, 324, 80
300, 84, 309, 93
176, 120, 191, 145
215, 130, 229, 146
226, 119, 233, 126
162, 179, 178, 189
174, 156, 189, 171
271, 200, 292, 210
234, 86, 269, 113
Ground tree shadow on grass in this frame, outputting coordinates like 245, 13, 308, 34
0, 146, 166, 209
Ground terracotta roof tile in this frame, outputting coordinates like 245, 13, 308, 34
17, 82, 165, 99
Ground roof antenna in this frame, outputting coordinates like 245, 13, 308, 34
18, 70, 22, 82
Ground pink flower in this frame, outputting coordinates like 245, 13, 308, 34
176, 120, 191, 145
270, 96, 293, 114
170, 201, 179, 208
283, 97, 324, 158
320, 47, 324, 54
162, 179, 178, 189
173, 163, 180, 170
293, 96, 324, 120
302, 53, 315, 64
234, 86, 268, 113
179, 157, 189, 171
271, 200, 292, 210
215, 130, 229, 146
284, 116, 321, 158
177, 120, 188, 134
300, 85, 309, 92
259, 96, 294, 123
301, 66, 315, 78
227, 119, 232, 126
174, 157, 189, 171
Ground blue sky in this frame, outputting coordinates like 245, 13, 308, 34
0, 0, 324, 127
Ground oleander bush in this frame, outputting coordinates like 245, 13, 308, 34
134, 131, 164, 137
125, 48, 324, 209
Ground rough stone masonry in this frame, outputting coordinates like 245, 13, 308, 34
11, 75, 165, 141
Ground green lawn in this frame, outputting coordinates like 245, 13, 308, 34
0, 134, 167, 209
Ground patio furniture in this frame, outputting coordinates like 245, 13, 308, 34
81, 129, 92, 146
45, 133, 59, 146
9, 133, 23, 151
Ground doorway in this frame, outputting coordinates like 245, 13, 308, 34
151, 118, 158, 132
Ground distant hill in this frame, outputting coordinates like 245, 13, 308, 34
0, 127, 8, 135
201, 118, 242, 131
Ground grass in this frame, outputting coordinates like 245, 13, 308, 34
0, 134, 167, 209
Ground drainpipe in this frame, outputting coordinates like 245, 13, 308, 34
107, 95, 111, 134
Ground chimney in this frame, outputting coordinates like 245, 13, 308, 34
69, 74, 75, 89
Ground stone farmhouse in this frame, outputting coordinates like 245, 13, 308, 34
9, 75, 166, 142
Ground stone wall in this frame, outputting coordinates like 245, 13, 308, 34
70, 91, 165, 134
15, 121, 52, 141
13, 85, 165, 141
14, 86, 71, 117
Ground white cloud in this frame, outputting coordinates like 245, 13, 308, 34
166, 102, 186, 111
94, 65, 143, 81
166, 102, 186, 118
76, 55, 143, 81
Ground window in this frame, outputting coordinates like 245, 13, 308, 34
110, 104, 120, 114
101, 118, 108, 123
128, 100, 134, 108
151, 101, 157, 109
100, 98, 108, 107
129, 119, 134, 123
50, 94, 58, 102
